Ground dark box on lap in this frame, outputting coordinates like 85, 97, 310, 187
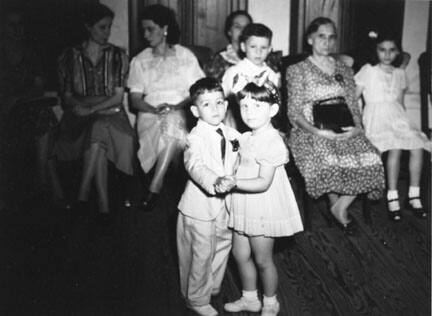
313, 97, 354, 133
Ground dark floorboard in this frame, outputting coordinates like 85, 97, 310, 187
0, 141, 430, 315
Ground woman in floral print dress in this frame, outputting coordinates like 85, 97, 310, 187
286, 17, 385, 232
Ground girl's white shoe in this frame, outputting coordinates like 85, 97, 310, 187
261, 300, 280, 316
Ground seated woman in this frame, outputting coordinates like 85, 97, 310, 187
286, 17, 385, 234
0, 8, 58, 196
53, 3, 134, 215
128, 4, 204, 211
204, 10, 252, 81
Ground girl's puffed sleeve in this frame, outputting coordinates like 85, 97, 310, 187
127, 56, 147, 94
184, 48, 205, 88
286, 64, 304, 124
354, 63, 370, 88
256, 133, 289, 167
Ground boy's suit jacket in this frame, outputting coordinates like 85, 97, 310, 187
178, 119, 240, 221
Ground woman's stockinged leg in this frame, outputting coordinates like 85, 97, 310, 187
328, 193, 339, 207
95, 148, 109, 213
148, 139, 179, 194
232, 232, 257, 291
78, 143, 101, 201
47, 157, 65, 201
250, 236, 277, 296
330, 194, 357, 224
36, 132, 50, 186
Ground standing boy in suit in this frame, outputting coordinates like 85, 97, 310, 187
177, 77, 240, 316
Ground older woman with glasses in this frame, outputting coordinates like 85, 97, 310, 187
286, 17, 385, 234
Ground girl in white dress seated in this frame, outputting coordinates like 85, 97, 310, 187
355, 32, 431, 221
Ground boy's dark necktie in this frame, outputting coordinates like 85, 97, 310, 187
216, 128, 226, 162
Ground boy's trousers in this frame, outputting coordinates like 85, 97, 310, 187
176, 207, 232, 306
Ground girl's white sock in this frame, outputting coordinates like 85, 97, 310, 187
242, 290, 259, 300
408, 186, 420, 198
387, 190, 398, 201
408, 186, 422, 208
263, 295, 277, 306
387, 190, 400, 212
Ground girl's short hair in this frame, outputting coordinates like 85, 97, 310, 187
81, 3, 114, 27
141, 4, 180, 44
237, 81, 280, 106
370, 32, 404, 66
224, 10, 253, 39
239, 23, 272, 44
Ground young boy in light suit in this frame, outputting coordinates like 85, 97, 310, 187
177, 77, 240, 316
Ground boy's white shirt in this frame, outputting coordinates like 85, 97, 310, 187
221, 58, 281, 96
178, 119, 240, 221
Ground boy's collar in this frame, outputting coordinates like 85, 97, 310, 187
242, 57, 267, 70
197, 119, 224, 130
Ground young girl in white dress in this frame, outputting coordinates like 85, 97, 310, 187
215, 82, 303, 316
355, 33, 431, 221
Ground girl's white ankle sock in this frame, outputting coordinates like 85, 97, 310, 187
242, 290, 258, 300
263, 295, 277, 306
387, 190, 400, 212
408, 186, 420, 198
408, 186, 422, 208
387, 190, 398, 201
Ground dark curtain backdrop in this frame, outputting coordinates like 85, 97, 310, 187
0, 0, 98, 89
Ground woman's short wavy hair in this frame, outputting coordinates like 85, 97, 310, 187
224, 10, 252, 40
141, 4, 180, 44
304, 17, 336, 53
81, 3, 114, 27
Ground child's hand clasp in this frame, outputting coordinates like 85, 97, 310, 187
214, 176, 236, 194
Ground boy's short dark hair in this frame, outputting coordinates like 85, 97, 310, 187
189, 77, 225, 104
240, 23, 272, 44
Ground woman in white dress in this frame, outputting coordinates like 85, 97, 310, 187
128, 4, 204, 211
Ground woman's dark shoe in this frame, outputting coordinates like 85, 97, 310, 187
407, 197, 427, 219
341, 221, 356, 236
96, 212, 112, 225
138, 192, 159, 212
332, 216, 357, 236
387, 198, 402, 222
52, 197, 72, 211
123, 197, 132, 209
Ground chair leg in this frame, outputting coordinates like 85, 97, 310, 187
362, 194, 372, 224
303, 189, 311, 230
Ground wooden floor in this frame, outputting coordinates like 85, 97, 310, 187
0, 149, 430, 315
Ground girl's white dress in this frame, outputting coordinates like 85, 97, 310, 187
355, 64, 431, 152
228, 127, 304, 237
